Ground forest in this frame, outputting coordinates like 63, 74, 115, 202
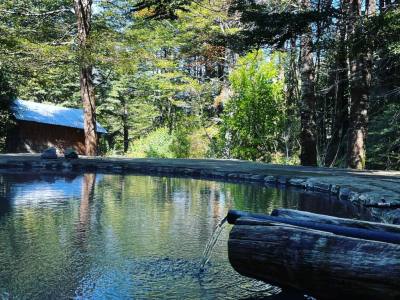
0, 0, 399, 170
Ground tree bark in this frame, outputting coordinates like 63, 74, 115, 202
325, 3, 350, 166
122, 96, 129, 153
299, 3, 318, 166
346, 0, 370, 169
74, 0, 97, 156
283, 38, 299, 159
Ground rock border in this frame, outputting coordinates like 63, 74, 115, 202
0, 155, 399, 224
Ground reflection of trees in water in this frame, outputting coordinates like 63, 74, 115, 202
0, 173, 376, 299
297, 191, 374, 220
0, 173, 95, 298
93, 176, 234, 256
75, 173, 96, 250
94, 176, 311, 258
97, 175, 377, 255
0, 172, 80, 184
0, 175, 12, 217
221, 183, 283, 214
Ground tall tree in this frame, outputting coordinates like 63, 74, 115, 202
346, 0, 373, 169
74, 0, 97, 156
324, 0, 350, 166
299, 0, 318, 166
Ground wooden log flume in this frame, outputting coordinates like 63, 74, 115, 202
227, 209, 400, 300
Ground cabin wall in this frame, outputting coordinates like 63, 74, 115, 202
7, 121, 86, 154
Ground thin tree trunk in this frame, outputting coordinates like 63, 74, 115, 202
122, 97, 129, 153
284, 38, 299, 159
74, 0, 97, 156
299, 2, 318, 166
287, 38, 299, 112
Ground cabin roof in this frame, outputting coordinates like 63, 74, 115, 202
12, 99, 107, 134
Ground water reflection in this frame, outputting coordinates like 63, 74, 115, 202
0, 172, 373, 299
76, 173, 96, 250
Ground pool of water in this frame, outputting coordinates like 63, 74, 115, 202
0, 172, 374, 299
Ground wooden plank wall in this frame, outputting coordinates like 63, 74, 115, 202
7, 121, 86, 154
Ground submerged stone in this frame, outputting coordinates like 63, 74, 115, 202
41, 147, 57, 159
64, 148, 78, 159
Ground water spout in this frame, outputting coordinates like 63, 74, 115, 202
226, 209, 253, 224
199, 216, 228, 272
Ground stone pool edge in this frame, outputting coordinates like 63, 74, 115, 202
0, 154, 399, 224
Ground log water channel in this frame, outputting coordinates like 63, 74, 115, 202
0, 171, 375, 299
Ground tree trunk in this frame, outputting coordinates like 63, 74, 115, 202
74, 0, 97, 156
284, 38, 299, 159
122, 97, 129, 153
325, 4, 350, 166
346, 0, 374, 169
299, 4, 318, 166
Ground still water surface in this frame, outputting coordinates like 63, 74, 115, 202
0, 172, 373, 299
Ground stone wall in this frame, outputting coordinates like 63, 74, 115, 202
0, 154, 399, 224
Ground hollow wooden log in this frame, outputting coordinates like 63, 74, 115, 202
228, 218, 400, 300
271, 208, 400, 234
227, 210, 400, 244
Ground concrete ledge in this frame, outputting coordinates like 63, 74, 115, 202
1, 154, 400, 224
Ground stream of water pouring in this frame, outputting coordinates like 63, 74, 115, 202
199, 216, 228, 272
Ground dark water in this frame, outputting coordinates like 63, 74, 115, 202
0, 172, 373, 299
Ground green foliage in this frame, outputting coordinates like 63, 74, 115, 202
217, 50, 286, 161
169, 117, 216, 158
128, 122, 214, 159
228, 0, 333, 50
0, 69, 16, 152
128, 127, 175, 158
1, 0, 399, 170
170, 125, 191, 158
97, 73, 159, 153
367, 102, 400, 170
133, 0, 193, 20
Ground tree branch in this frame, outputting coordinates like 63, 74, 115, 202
0, 8, 72, 17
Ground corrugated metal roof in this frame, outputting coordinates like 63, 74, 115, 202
12, 99, 107, 134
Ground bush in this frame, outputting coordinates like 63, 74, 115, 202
217, 50, 286, 162
128, 123, 216, 159
129, 128, 175, 158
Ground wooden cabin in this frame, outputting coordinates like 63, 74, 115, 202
6, 99, 107, 155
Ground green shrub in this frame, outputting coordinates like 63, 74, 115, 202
217, 50, 286, 162
128, 123, 216, 159
129, 128, 175, 158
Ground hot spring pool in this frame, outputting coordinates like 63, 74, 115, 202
0, 172, 373, 299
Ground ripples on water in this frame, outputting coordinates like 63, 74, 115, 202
0, 172, 372, 299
